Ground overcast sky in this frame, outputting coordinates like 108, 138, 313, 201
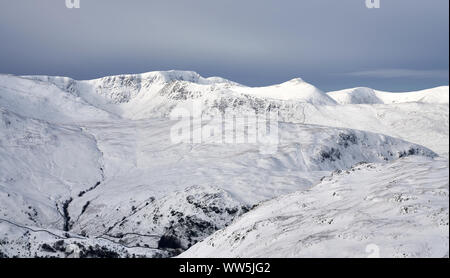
0, 0, 448, 91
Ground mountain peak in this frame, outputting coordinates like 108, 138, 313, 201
283, 77, 305, 84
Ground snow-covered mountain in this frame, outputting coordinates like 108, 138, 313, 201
3, 71, 447, 157
12, 71, 335, 121
0, 70, 448, 257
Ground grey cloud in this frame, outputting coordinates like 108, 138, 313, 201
344, 69, 449, 79
0, 0, 448, 91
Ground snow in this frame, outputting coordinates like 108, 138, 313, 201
11, 71, 447, 158
232, 78, 337, 104
327, 87, 383, 104
0, 70, 448, 257
0, 75, 115, 123
0, 108, 104, 229
328, 86, 449, 105
181, 156, 449, 258
301, 102, 449, 158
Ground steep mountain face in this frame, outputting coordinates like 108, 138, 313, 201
83, 71, 239, 105
181, 156, 449, 258
17, 71, 335, 121
0, 70, 448, 258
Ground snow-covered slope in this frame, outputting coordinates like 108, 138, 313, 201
8, 71, 447, 156
301, 102, 449, 157
17, 72, 335, 120
181, 156, 449, 258
0, 108, 103, 228
0, 113, 437, 257
232, 78, 336, 104
327, 87, 384, 104
0, 70, 448, 258
324, 86, 449, 156
328, 86, 449, 105
0, 75, 115, 123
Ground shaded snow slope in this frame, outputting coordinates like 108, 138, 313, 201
181, 156, 449, 258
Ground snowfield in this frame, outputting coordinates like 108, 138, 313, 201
0, 71, 448, 258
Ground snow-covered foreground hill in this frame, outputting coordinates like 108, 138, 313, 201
0, 71, 448, 257
181, 156, 449, 258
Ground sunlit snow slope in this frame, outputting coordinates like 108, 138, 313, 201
181, 156, 449, 258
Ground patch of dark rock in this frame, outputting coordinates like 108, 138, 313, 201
170, 210, 184, 217
53, 240, 66, 252
226, 207, 239, 215
398, 147, 421, 158
81, 201, 90, 215
62, 198, 73, 231
40, 243, 56, 253
78, 181, 101, 197
337, 132, 357, 147
158, 235, 183, 250
185, 194, 227, 215
320, 148, 341, 162
79, 245, 121, 258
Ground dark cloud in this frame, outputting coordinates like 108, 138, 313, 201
0, 0, 448, 91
